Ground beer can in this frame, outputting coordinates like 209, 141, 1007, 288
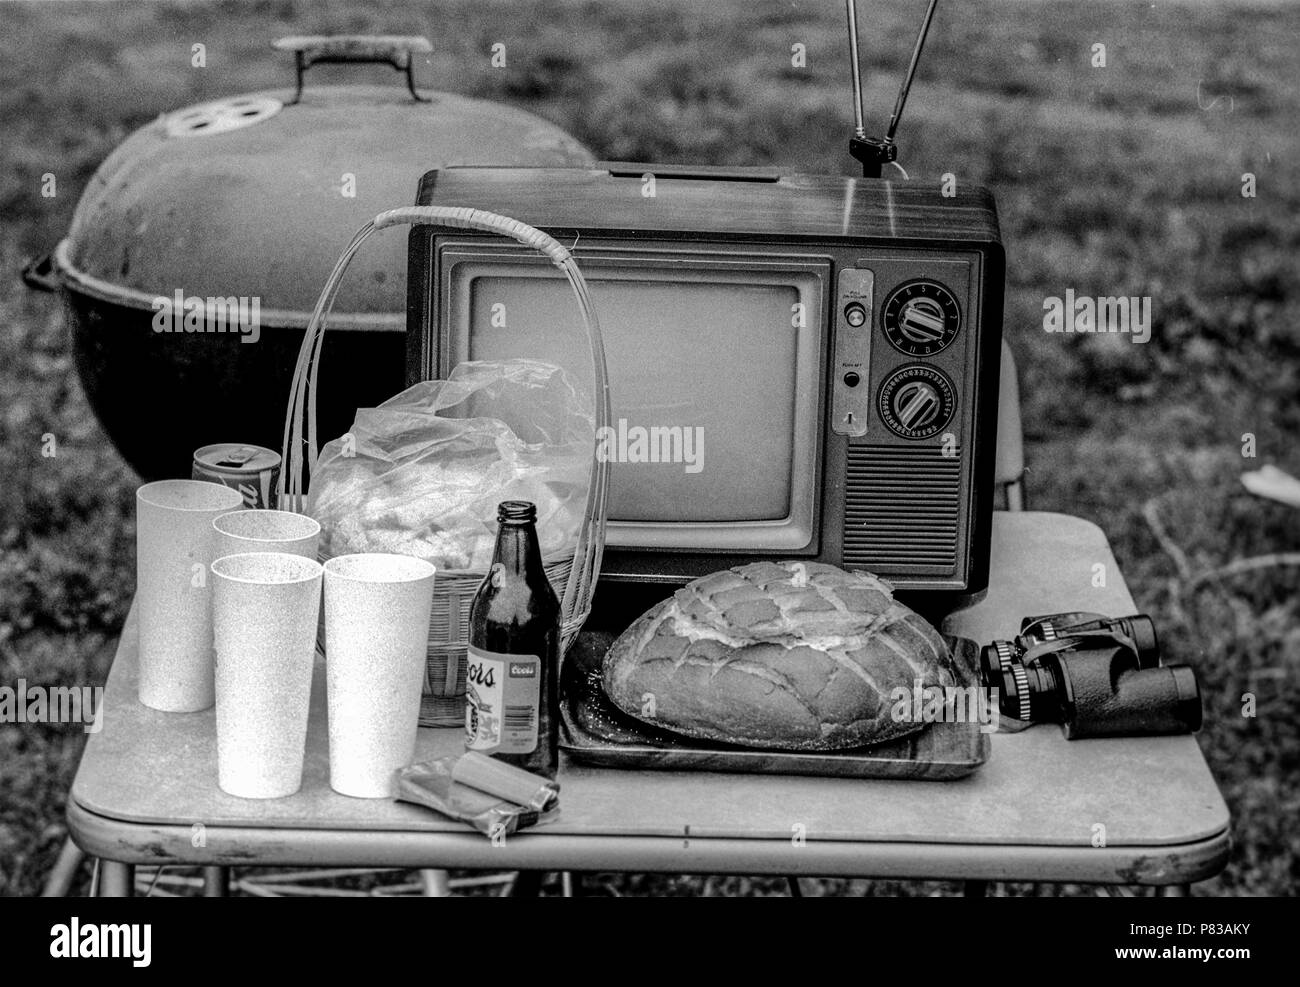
192, 443, 281, 509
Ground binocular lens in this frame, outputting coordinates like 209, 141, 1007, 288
1168, 665, 1202, 731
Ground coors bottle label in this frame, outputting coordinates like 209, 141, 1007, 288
465, 646, 540, 755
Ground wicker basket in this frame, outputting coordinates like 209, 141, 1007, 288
282, 206, 610, 728
416, 557, 573, 726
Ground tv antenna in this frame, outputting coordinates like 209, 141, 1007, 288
844, 0, 940, 178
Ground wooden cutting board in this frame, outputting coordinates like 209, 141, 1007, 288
560, 632, 991, 780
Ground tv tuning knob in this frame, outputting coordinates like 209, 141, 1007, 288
895, 380, 940, 429
877, 364, 956, 440
882, 280, 961, 356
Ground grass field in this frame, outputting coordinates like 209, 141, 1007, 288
0, 0, 1297, 896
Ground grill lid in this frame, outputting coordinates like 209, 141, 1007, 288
58, 37, 594, 322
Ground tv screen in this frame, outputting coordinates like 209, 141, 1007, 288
442, 247, 827, 551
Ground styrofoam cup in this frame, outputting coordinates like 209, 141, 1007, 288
136, 480, 245, 712
323, 554, 436, 798
214, 510, 323, 666
211, 552, 323, 799
213, 509, 321, 560
214, 509, 326, 654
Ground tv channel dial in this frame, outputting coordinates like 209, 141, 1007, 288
881, 280, 961, 356
878, 364, 956, 440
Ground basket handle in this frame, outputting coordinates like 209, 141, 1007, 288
280, 206, 611, 637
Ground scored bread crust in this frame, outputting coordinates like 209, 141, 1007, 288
602, 561, 955, 750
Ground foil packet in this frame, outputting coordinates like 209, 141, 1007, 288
396, 751, 560, 838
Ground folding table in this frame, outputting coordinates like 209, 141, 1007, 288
67, 512, 1231, 895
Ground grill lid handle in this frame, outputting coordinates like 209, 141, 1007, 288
21, 251, 58, 293
273, 35, 433, 104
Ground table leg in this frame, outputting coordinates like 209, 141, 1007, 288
1155, 883, 1191, 897
40, 837, 86, 897
98, 861, 134, 897
202, 866, 230, 897
963, 880, 989, 897
421, 870, 453, 896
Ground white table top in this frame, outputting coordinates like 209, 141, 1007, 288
69, 512, 1230, 881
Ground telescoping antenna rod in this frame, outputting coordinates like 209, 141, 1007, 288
845, 0, 941, 177
845, 0, 868, 139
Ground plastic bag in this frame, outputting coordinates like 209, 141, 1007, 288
309, 358, 593, 571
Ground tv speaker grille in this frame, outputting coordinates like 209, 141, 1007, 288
844, 445, 961, 569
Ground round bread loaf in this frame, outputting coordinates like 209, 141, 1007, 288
602, 561, 956, 750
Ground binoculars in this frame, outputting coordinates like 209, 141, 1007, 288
979, 611, 1202, 739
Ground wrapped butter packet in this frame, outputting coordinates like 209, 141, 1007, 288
395, 751, 560, 838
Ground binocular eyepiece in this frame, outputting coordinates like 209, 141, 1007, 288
980, 611, 1201, 739
1018, 612, 1161, 668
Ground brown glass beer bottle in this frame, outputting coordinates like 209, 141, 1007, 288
465, 501, 561, 778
